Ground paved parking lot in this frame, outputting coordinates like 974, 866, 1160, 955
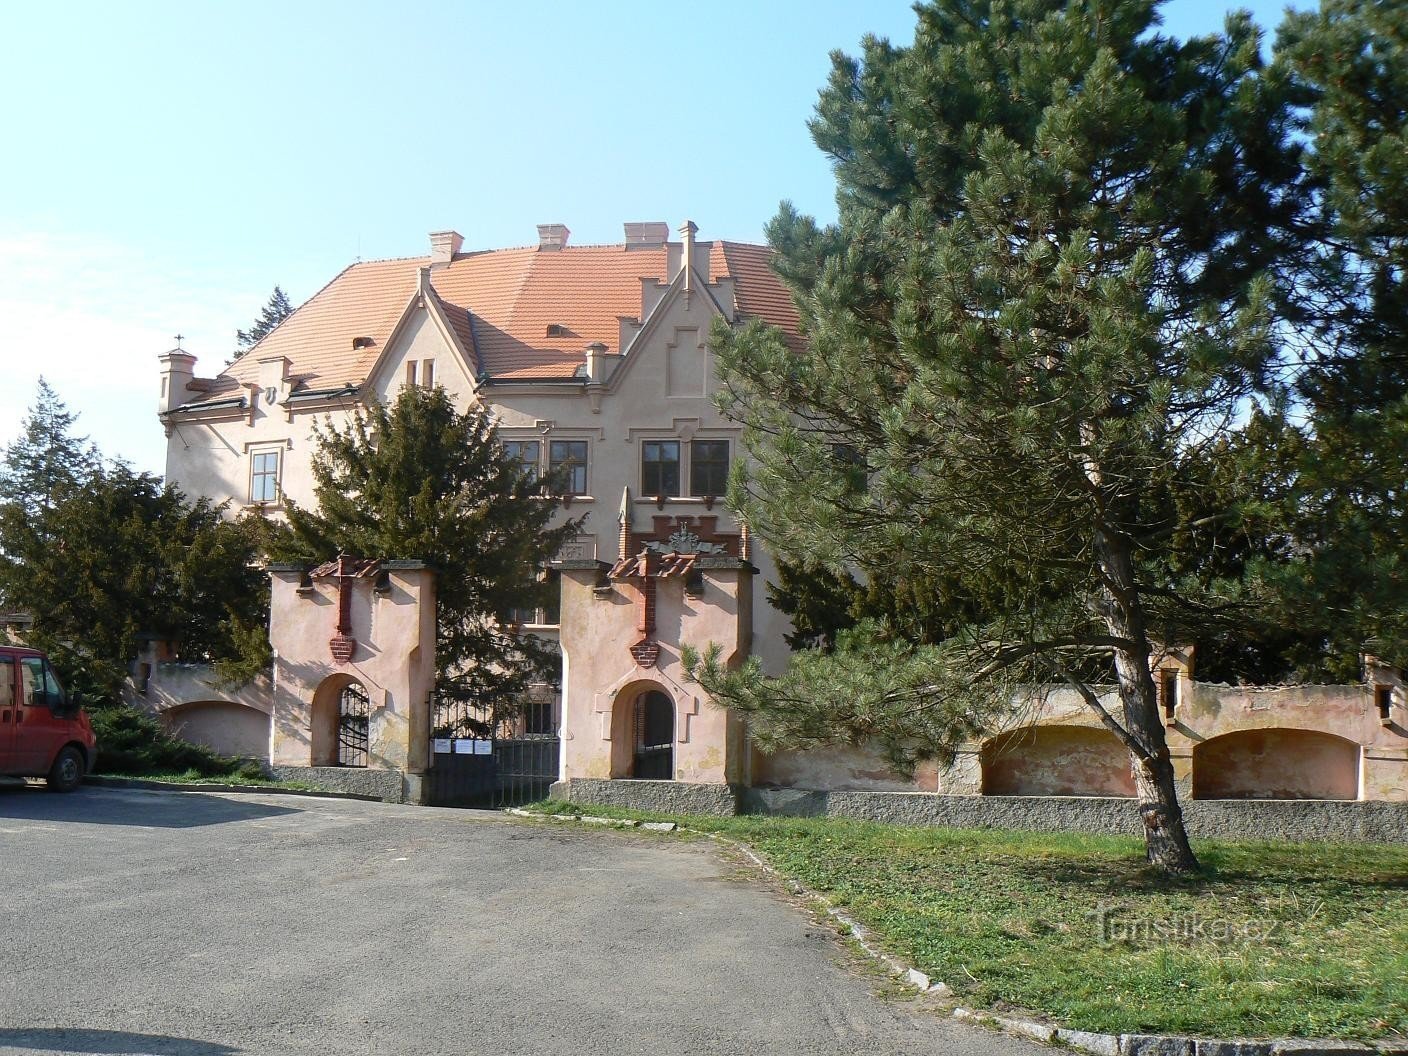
0, 786, 1038, 1056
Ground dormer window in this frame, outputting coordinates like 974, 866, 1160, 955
546, 323, 568, 337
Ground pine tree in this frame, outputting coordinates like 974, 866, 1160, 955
235, 286, 294, 352
693, 0, 1308, 874
283, 386, 581, 710
1257, 0, 1408, 675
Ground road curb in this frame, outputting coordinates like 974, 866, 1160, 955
84, 774, 383, 802
506, 806, 1405, 1056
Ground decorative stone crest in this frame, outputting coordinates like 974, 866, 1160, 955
647, 525, 724, 556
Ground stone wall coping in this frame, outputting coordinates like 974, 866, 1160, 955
552, 559, 612, 571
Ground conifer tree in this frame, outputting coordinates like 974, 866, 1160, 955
283, 386, 580, 710
0, 377, 100, 512
1256, 0, 1408, 675
694, 0, 1307, 873
235, 286, 294, 352
0, 465, 268, 698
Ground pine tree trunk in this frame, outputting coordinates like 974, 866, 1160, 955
1094, 524, 1201, 874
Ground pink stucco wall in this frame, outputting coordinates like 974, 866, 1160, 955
1193, 728, 1360, 800
981, 726, 1136, 797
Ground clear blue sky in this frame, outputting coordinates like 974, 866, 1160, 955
0, 0, 1306, 477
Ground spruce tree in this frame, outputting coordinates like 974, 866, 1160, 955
695, 0, 1306, 873
283, 386, 580, 711
235, 286, 294, 352
0, 377, 100, 512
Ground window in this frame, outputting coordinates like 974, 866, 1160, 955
421, 358, 435, 388
20, 658, 41, 708
250, 450, 280, 503
549, 440, 588, 495
502, 440, 541, 482
0, 658, 13, 710
405, 361, 418, 387
642, 440, 681, 497
690, 440, 729, 497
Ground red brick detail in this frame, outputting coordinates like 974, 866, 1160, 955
330, 632, 356, 663
630, 638, 660, 668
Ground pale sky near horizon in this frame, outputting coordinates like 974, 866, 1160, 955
0, 0, 1306, 479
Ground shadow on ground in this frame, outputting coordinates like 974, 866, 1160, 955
0, 1028, 237, 1054
0, 786, 300, 829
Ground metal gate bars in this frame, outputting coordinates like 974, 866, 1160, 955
425, 691, 560, 808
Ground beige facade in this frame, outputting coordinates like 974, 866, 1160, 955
148, 220, 1408, 806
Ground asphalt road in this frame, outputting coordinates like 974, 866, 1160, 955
0, 786, 1041, 1056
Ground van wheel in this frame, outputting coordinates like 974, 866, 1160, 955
47, 747, 85, 793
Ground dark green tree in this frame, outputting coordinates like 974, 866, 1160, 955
693, 0, 1309, 873
0, 464, 269, 699
283, 386, 579, 711
1252, 0, 1408, 678
236, 286, 294, 352
0, 377, 100, 513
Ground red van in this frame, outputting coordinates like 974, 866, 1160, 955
0, 646, 97, 791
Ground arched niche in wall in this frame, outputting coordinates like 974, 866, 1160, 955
161, 700, 270, 760
1192, 728, 1360, 801
980, 725, 1135, 797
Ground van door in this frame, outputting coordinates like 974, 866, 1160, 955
0, 656, 17, 771
15, 657, 68, 775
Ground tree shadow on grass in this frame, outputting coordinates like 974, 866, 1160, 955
0, 1028, 238, 1054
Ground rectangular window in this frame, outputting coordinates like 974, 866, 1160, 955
405, 360, 418, 387
0, 658, 13, 710
422, 359, 435, 388
549, 440, 588, 495
502, 440, 541, 482
20, 657, 43, 708
690, 439, 730, 497
641, 440, 681, 497
250, 450, 280, 503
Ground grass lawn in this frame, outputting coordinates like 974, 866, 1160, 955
527, 800, 1408, 1041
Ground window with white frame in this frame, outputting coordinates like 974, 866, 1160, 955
249, 449, 280, 503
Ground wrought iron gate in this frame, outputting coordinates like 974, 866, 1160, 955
426, 691, 560, 808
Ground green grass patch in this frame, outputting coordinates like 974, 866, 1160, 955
524, 800, 1408, 1041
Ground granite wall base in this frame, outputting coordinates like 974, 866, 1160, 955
269, 765, 412, 803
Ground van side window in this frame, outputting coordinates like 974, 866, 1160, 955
20, 658, 44, 709
0, 658, 13, 709
42, 663, 66, 710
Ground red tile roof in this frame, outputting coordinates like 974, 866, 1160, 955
197, 238, 800, 401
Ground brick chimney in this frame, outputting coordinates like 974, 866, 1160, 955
429, 230, 463, 268
537, 224, 570, 250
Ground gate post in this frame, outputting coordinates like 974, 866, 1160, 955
266, 559, 437, 803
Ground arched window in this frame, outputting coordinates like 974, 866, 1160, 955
632, 690, 674, 780
338, 682, 370, 768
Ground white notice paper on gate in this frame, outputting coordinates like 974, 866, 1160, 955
453, 739, 476, 754
433, 738, 452, 754
473, 739, 493, 755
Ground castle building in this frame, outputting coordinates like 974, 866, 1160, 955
150, 220, 1408, 820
